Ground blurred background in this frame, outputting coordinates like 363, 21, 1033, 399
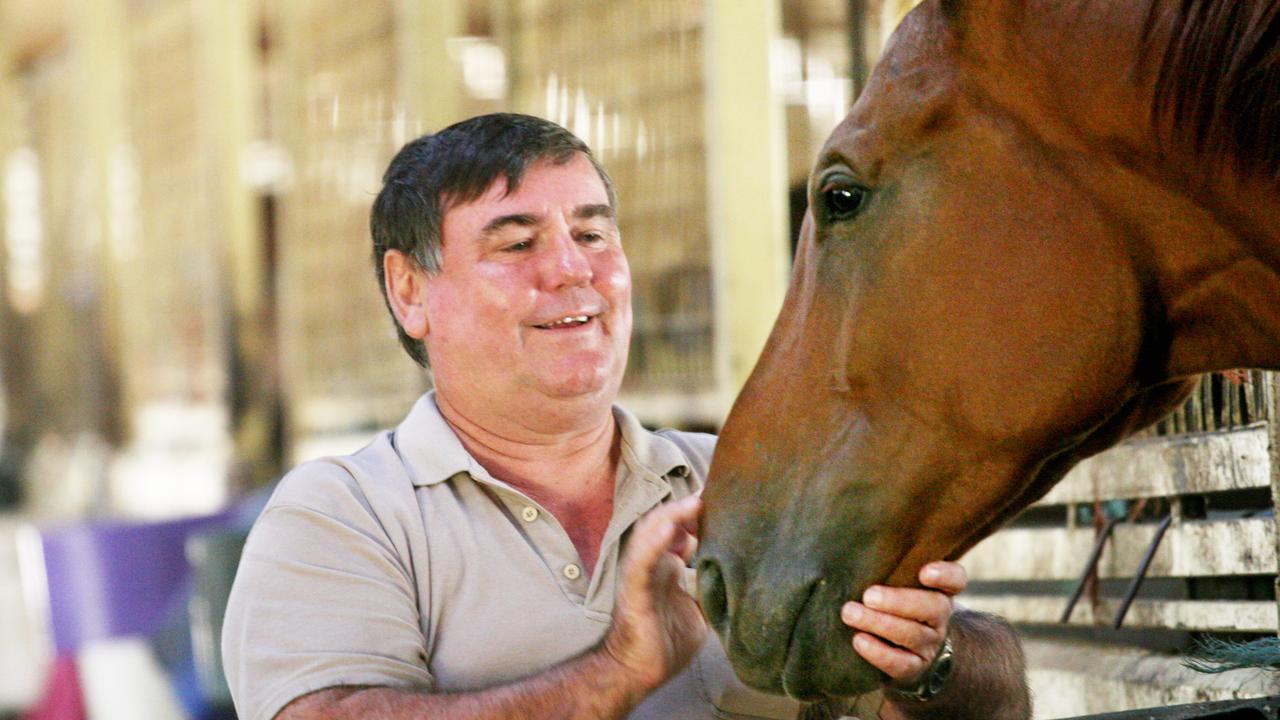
4, 2, 1280, 719
0, 0, 917, 718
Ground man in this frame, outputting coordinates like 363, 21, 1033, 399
222, 113, 1031, 720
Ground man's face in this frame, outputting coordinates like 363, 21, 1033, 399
423, 154, 632, 412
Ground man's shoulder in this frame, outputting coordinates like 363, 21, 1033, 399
652, 427, 717, 462
265, 430, 414, 518
649, 427, 717, 491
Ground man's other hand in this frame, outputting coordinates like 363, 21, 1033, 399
602, 495, 708, 692
840, 561, 967, 686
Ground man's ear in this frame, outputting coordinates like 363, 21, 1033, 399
384, 249, 431, 340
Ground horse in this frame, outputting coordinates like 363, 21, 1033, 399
694, 0, 1280, 702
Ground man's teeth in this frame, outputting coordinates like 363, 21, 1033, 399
539, 315, 590, 328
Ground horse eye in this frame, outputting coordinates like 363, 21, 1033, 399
821, 183, 868, 221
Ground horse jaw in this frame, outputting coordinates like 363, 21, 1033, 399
697, 375, 1197, 701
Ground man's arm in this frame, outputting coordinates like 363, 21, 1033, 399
841, 562, 1031, 720
881, 608, 1031, 720
274, 651, 649, 720
277, 495, 707, 720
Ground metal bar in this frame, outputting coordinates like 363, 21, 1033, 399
1268, 370, 1277, 423
1244, 369, 1258, 423
1228, 372, 1242, 427
1188, 377, 1204, 433
1206, 372, 1219, 429
1223, 372, 1232, 427
1213, 373, 1224, 429
1113, 514, 1175, 629
1060, 516, 1121, 623
1204, 372, 1215, 429
1268, 371, 1280, 640
848, 0, 868, 98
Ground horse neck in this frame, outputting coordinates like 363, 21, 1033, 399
1142, 167, 1280, 377
978, 0, 1280, 376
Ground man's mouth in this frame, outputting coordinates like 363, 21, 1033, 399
534, 314, 593, 329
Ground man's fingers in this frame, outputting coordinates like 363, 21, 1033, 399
621, 496, 704, 596
841, 601, 943, 660
671, 532, 699, 565
621, 515, 675, 599
667, 494, 703, 528
919, 561, 967, 595
645, 496, 701, 565
841, 563, 970, 692
860, 585, 953, 629
852, 633, 929, 684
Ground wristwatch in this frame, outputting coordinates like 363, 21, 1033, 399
889, 636, 955, 702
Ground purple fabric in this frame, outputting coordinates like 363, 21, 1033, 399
39, 512, 233, 653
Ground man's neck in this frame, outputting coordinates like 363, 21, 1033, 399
436, 390, 621, 573
434, 389, 620, 504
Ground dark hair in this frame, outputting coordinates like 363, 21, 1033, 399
1142, 0, 1280, 183
370, 113, 617, 367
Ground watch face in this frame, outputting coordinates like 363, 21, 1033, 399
927, 653, 954, 695
890, 639, 955, 702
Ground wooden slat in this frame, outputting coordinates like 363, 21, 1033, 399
964, 517, 1275, 580
1038, 424, 1270, 505
1022, 637, 1280, 718
961, 595, 1277, 633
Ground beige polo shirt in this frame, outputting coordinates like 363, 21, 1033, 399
224, 392, 884, 720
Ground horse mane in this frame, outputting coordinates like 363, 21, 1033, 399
1142, 0, 1280, 183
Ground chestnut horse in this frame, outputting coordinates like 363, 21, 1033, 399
696, 0, 1280, 701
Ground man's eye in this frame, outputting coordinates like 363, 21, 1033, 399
580, 232, 604, 243
505, 240, 532, 252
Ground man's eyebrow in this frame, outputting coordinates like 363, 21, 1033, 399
479, 205, 615, 236
574, 204, 615, 221
480, 213, 540, 236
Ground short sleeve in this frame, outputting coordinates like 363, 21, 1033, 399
221, 461, 433, 720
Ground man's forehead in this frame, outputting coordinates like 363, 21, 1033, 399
448, 157, 610, 219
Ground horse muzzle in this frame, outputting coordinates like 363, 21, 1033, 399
694, 539, 886, 700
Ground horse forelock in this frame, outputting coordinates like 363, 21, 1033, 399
1142, 0, 1280, 184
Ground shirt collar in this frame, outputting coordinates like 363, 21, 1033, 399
392, 392, 475, 487
612, 403, 692, 483
392, 391, 691, 487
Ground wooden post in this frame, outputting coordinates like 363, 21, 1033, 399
201, 0, 262, 322
703, 0, 791, 395
67, 0, 130, 440
199, 0, 280, 488
395, 0, 464, 133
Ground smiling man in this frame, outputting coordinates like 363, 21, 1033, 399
221, 113, 1030, 720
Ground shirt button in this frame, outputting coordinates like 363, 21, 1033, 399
563, 563, 582, 580
521, 506, 539, 522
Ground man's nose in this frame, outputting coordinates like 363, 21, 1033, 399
542, 233, 592, 287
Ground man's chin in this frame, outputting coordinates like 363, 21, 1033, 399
533, 357, 625, 402
534, 372, 616, 405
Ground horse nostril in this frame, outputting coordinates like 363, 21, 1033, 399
697, 557, 729, 633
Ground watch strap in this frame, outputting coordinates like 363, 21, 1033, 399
889, 636, 955, 703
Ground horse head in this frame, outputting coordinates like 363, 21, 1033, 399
696, 0, 1280, 700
